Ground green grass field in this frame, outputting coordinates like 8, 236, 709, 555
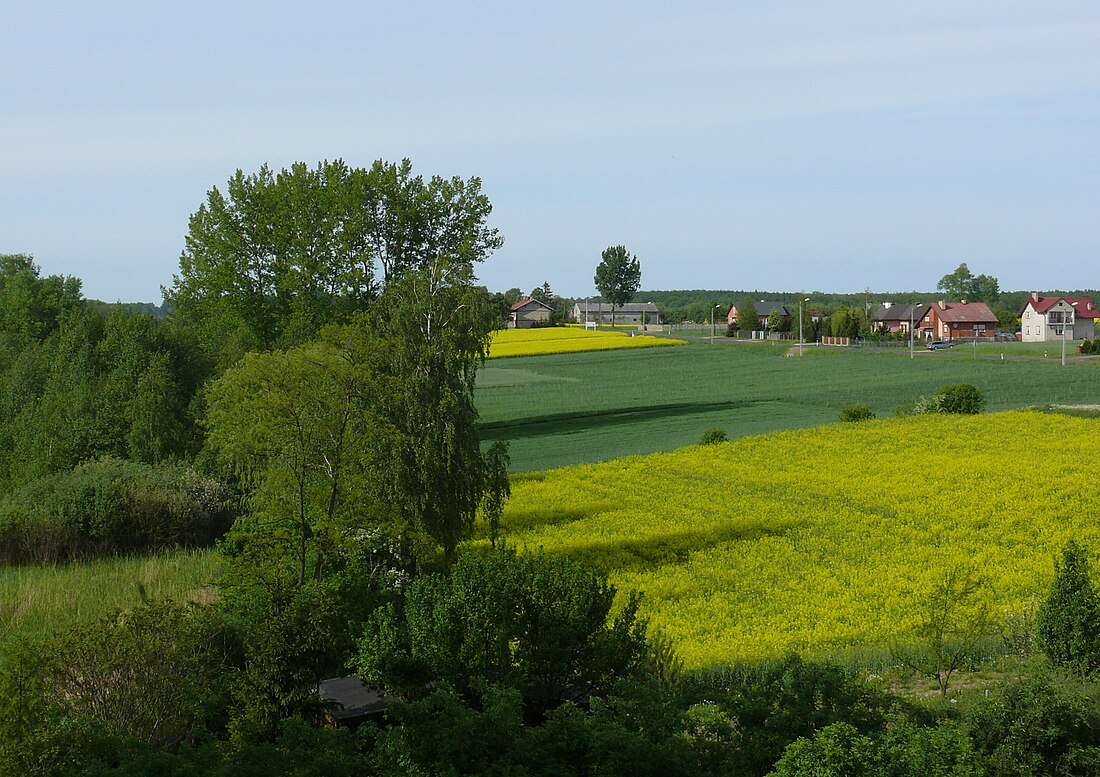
0, 550, 219, 646
477, 341, 1100, 471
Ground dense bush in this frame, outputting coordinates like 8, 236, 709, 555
699, 429, 729, 445
0, 601, 229, 775
0, 458, 233, 564
840, 404, 875, 422
1037, 540, 1100, 673
357, 546, 649, 719
935, 383, 985, 414
907, 384, 985, 416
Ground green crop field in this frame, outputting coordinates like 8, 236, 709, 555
477, 341, 1100, 471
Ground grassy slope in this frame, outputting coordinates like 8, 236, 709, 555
0, 550, 219, 646
477, 342, 1100, 471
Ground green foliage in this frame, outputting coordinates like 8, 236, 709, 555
1037, 540, 1100, 673
0, 458, 233, 564
370, 257, 509, 562
737, 298, 760, 331
0, 306, 207, 490
830, 306, 862, 338
357, 546, 648, 717
769, 722, 878, 776
840, 404, 875, 422
594, 246, 642, 326
372, 678, 700, 777
205, 335, 392, 588
893, 564, 995, 696
0, 601, 228, 774
167, 158, 502, 362
935, 383, 985, 414
770, 719, 980, 777
699, 428, 729, 445
0, 254, 82, 355
937, 262, 1000, 305
965, 672, 1100, 775
684, 655, 896, 776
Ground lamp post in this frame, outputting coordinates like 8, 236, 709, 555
711, 304, 722, 344
798, 297, 810, 356
909, 304, 914, 360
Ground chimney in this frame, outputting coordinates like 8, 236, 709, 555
938, 300, 946, 310
1032, 292, 1039, 302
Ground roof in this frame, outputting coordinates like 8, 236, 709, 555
872, 303, 929, 322
1021, 296, 1099, 319
318, 676, 386, 722
731, 301, 792, 317
511, 298, 554, 312
929, 301, 998, 323
574, 301, 660, 312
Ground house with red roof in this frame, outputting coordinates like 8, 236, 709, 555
920, 301, 998, 341
509, 298, 554, 328
1019, 293, 1099, 342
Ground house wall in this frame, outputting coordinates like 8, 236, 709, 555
1021, 301, 1092, 342
511, 308, 551, 328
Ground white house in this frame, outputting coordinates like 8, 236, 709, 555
1019, 294, 1098, 342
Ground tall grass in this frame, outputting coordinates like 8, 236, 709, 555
0, 549, 220, 646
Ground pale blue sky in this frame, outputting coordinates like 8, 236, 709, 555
2, 2, 1097, 301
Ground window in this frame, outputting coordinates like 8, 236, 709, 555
1026, 326, 1030, 335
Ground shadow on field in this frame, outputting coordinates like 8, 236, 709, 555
479, 399, 771, 441
541, 520, 798, 575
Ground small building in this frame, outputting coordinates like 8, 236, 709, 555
1019, 293, 1098, 342
571, 301, 661, 326
870, 303, 930, 334
509, 298, 554, 328
318, 675, 387, 729
920, 301, 998, 340
726, 301, 792, 329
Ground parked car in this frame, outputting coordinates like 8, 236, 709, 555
927, 340, 954, 350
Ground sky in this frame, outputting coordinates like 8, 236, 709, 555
2, 1, 1098, 302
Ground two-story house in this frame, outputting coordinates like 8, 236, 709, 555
1019, 294, 1098, 342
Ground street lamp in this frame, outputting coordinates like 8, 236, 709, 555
909, 304, 914, 360
711, 304, 724, 344
798, 297, 810, 356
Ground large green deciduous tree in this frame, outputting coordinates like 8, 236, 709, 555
166, 159, 503, 362
371, 256, 509, 563
0, 254, 82, 351
936, 262, 1000, 304
594, 245, 641, 327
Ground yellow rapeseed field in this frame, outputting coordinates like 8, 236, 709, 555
488, 326, 683, 358
491, 411, 1100, 668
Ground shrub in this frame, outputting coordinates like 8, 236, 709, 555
907, 384, 984, 416
725, 323, 738, 338
1037, 540, 1100, 673
840, 404, 875, 423
699, 429, 729, 445
0, 601, 229, 773
0, 458, 234, 564
934, 383, 985, 415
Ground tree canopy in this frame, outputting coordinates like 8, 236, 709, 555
166, 159, 502, 362
936, 262, 1000, 304
594, 246, 641, 326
